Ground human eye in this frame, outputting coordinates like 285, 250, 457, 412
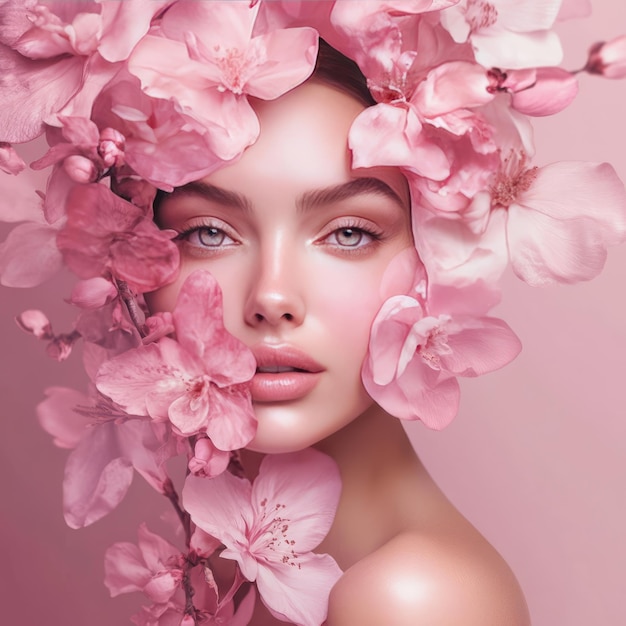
319, 218, 383, 254
175, 220, 239, 255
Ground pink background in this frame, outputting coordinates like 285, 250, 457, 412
1, 3, 625, 624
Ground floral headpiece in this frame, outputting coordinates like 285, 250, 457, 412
1, 1, 625, 624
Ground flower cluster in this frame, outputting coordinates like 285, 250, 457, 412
1, 1, 626, 625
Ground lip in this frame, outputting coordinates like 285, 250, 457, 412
250, 345, 324, 403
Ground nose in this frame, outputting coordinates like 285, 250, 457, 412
243, 238, 306, 328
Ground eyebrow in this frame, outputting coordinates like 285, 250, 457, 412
297, 177, 408, 213
167, 181, 252, 212
167, 176, 407, 214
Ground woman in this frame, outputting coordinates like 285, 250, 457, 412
1, 2, 624, 625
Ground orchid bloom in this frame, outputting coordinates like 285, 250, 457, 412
183, 448, 343, 626
440, 0, 564, 69
96, 271, 257, 451
362, 283, 521, 429
56, 183, 180, 293
127, 0, 319, 161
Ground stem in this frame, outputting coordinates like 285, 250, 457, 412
116, 279, 146, 337
163, 478, 192, 547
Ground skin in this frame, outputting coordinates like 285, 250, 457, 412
149, 81, 530, 625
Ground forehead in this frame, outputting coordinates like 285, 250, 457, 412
202, 81, 409, 209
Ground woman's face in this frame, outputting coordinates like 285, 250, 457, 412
148, 81, 413, 453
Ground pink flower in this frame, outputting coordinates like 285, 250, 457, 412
105, 524, 184, 604
183, 448, 343, 626
127, 1, 318, 160
15, 309, 80, 361
440, 0, 564, 69
92, 75, 223, 190
490, 157, 626, 285
96, 271, 257, 449
585, 35, 626, 80
56, 183, 180, 292
37, 386, 174, 528
0, 0, 170, 142
362, 285, 522, 429
493, 67, 580, 117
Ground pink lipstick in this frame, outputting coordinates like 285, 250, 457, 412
251, 345, 323, 403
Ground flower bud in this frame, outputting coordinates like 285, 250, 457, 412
586, 35, 626, 79
63, 154, 98, 183
99, 128, 125, 168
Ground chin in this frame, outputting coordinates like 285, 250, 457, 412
244, 405, 346, 454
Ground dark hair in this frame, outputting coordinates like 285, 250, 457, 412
313, 39, 375, 107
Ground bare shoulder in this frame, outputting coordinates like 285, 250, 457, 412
327, 529, 530, 626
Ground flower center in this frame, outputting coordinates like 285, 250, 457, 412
251, 498, 300, 569
465, 0, 498, 33
491, 153, 538, 208
418, 325, 452, 370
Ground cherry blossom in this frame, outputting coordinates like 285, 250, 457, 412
490, 157, 626, 285
440, 0, 564, 69
56, 183, 180, 293
0, 0, 171, 142
362, 284, 521, 429
37, 386, 174, 528
127, 1, 319, 161
96, 271, 257, 450
183, 448, 343, 626
105, 524, 184, 605
91, 75, 223, 190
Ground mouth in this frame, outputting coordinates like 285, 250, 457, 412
251, 346, 324, 403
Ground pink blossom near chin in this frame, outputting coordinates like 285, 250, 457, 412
585, 35, 626, 80
104, 524, 184, 604
362, 286, 522, 429
56, 183, 180, 293
440, 0, 564, 69
183, 448, 343, 626
96, 271, 257, 449
127, 1, 318, 161
187, 436, 231, 478
491, 159, 626, 285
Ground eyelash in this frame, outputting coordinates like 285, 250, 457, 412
318, 219, 383, 253
174, 218, 384, 255
175, 220, 239, 253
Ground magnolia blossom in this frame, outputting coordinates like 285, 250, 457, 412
362, 285, 521, 429
56, 183, 179, 293
96, 271, 257, 450
183, 448, 343, 626
440, 0, 564, 69
127, 0, 318, 161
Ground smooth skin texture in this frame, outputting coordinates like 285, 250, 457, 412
149, 82, 530, 625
